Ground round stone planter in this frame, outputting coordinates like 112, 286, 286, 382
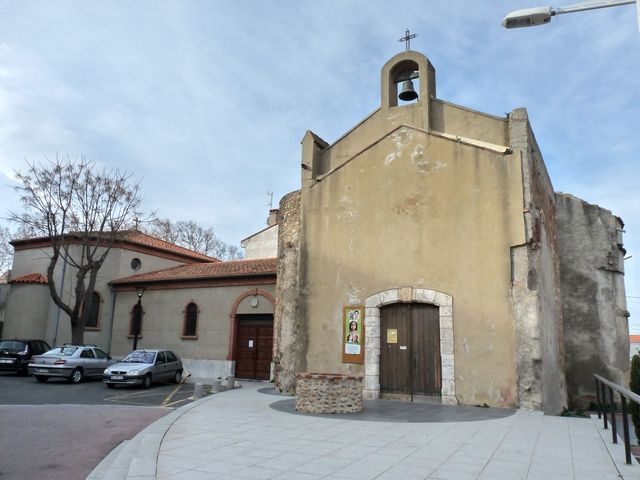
295, 372, 363, 414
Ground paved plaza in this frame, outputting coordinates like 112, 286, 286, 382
90, 381, 640, 479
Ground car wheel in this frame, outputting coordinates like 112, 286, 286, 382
106, 383, 115, 389
35, 375, 48, 383
173, 370, 182, 384
69, 368, 84, 384
142, 373, 152, 389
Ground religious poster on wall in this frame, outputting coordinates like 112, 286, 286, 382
342, 306, 365, 364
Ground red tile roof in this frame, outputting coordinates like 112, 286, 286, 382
630, 335, 640, 343
112, 258, 277, 285
121, 231, 218, 262
10, 273, 48, 285
11, 230, 218, 263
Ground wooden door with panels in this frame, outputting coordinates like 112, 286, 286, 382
380, 303, 441, 400
234, 314, 273, 380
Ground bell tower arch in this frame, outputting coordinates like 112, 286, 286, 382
381, 51, 436, 130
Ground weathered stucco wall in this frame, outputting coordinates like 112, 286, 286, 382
509, 108, 567, 414
555, 192, 629, 408
3, 284, 50, 339
110, 283, 275, 360
273, 190, 305, 394
299, 125, 526, 408
4, 244, 195, 350
242, 225, 278, 260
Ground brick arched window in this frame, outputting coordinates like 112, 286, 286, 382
84, 292, 101, 330
182, 302, 198, 339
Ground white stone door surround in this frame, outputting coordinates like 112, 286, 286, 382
363, 287, 457, 405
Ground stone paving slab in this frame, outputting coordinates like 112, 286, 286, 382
154, 383, 640, 480
90, 381, 640, 479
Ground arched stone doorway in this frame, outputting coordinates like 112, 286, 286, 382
227, 289, 275, 380
363, 287, 456, 405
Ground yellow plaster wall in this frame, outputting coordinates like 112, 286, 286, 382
300, 127, 525, 407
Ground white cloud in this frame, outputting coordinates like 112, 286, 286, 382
0, 1, 637, 325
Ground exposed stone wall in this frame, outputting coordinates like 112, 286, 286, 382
555, 193, 629, 408
509, 108, 567, 414
295, 373, 363, 414
273, 190, 305, 394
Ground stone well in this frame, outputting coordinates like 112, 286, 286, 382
295, 373, 363, 414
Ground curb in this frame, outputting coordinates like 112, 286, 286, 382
87, 390, 220, 480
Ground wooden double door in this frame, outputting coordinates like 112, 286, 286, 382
234, 315, 273, 380
380, 303, 441, 400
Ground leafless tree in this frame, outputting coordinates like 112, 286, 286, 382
9, 155, 143, 344
144, 217, 243, 260
0, 225, 12, 276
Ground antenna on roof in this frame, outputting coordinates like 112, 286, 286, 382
266, 190, 273, 210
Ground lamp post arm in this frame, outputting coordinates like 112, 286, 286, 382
555, 0, 635, 15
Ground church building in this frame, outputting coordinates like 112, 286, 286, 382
1, 48, 629, 414
272, 50, 629, 413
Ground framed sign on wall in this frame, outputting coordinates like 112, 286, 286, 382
342, 305, 365, 364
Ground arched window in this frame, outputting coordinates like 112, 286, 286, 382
84, 292, 101, 329
183, 302, 198, 338
129, 303, 144, 337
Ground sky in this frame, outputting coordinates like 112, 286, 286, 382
0, 1, 638, 329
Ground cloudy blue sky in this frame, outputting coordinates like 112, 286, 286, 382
0, 1, 638, 329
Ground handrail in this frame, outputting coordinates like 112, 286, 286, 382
594, 374, 638, 465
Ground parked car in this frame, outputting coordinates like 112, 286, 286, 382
103, 349, 183, 389
28, 344, 116, 384
0, 339, 51, 374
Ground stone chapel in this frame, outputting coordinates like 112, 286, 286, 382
272, 50, 629, 413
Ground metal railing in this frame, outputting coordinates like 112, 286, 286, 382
594, 374, 640, 465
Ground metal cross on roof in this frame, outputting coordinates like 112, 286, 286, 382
398, 29, 416, 51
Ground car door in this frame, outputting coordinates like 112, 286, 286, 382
92, 348, 111, 377
165, 351, 179, 379
153, 351, 168, 381
79, 348, 97, 375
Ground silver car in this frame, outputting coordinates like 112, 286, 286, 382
103, 349, 183, 389
28, 345, 116, 384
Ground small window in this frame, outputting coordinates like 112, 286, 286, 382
166, 351, 177, 363
84, 292, 101, 329
128, 303, 144, 337
131, 258, 142, 270
95, 349, 108, 359
182, 302, 198, 338
80, 348, 95, 359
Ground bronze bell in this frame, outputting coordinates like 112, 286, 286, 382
398, 79, 418, 101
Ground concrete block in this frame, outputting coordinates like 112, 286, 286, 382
442, 365, 455, 380
400, 287, 413, 302
365, 294, 382, 307
379, 289, 399, 305
440, 315, 453, 329
415, 289, 436, 304
365, 307, 379, 318
441, 340, 454, 355
440, 328, 453, 341
434, 291, 452, 307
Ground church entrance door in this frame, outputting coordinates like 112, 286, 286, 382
235, 314, 273, 380
380, 303, 441, 400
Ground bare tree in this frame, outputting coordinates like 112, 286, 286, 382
146, 217, 180, 244
9, 155, 142, 344
144, 217, 243, 260
0, 225, 12, 276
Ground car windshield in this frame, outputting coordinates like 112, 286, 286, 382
43, 347, 78, 356
0, 340, 26, 352
123, 351, 155, 364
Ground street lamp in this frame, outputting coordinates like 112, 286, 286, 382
132, 287, 145, 350
501, 0, 636, 28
